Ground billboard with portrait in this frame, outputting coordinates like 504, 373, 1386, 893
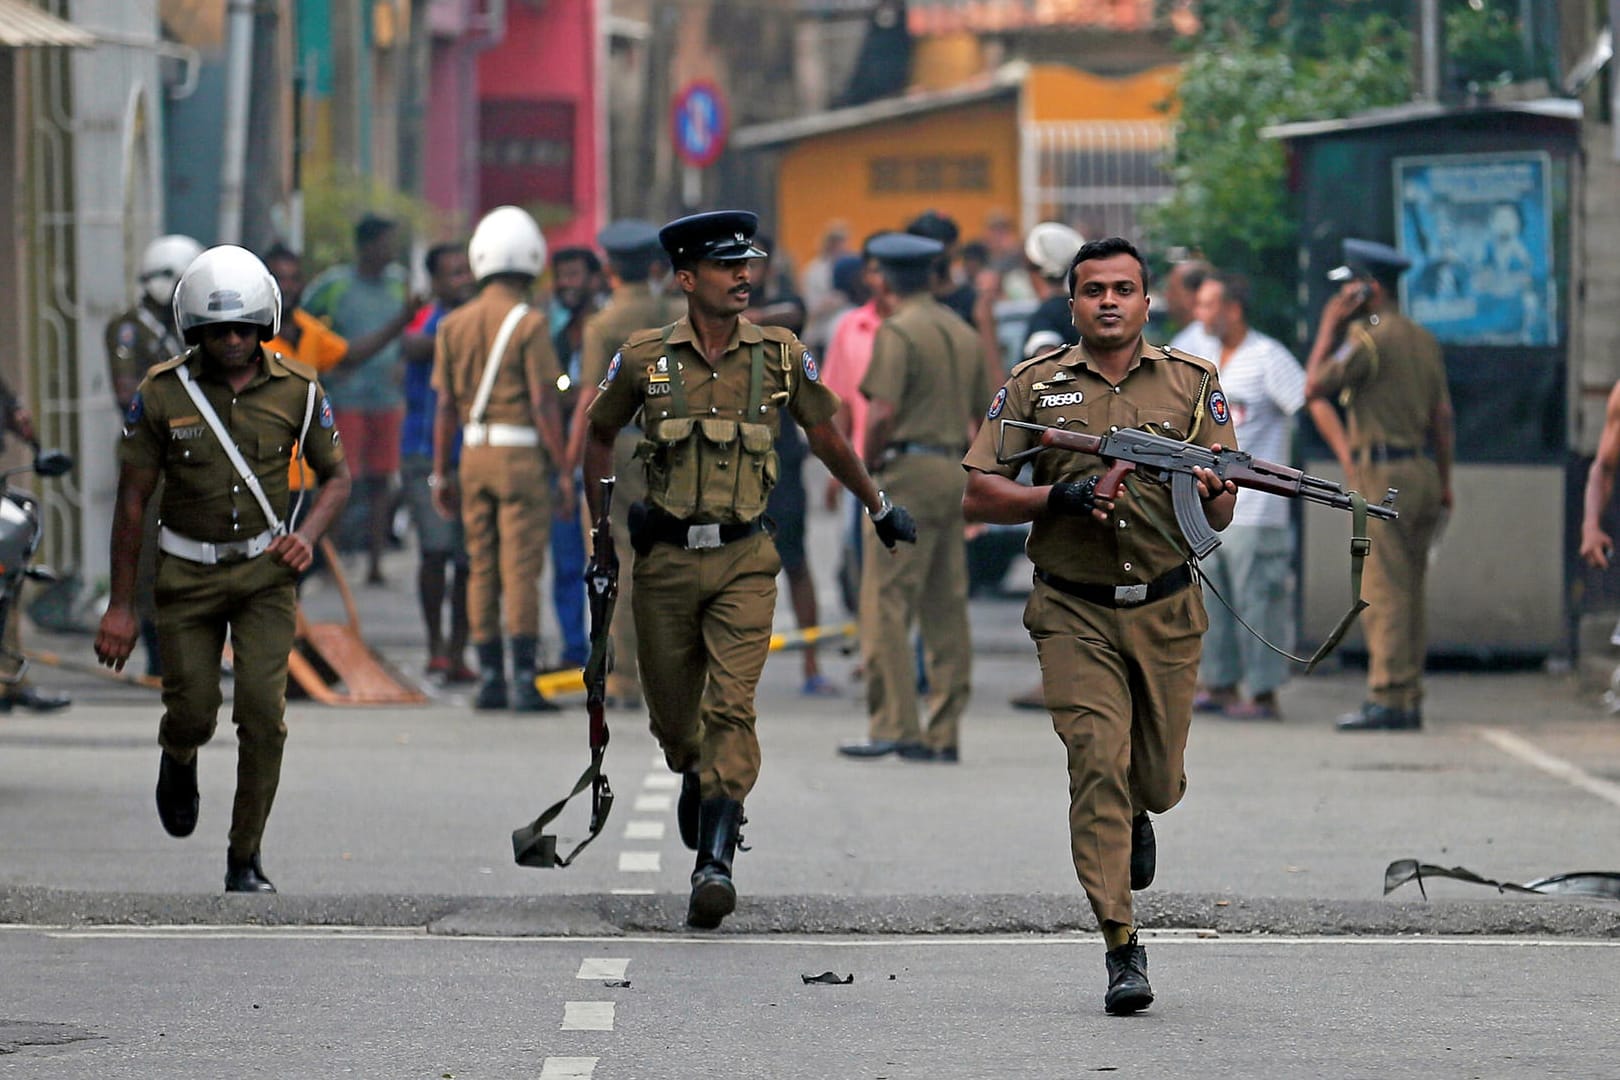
1394, 152, 1556, 347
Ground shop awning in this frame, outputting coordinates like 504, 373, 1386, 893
0, 0, 95, 49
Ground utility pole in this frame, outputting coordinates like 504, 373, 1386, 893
217, 0, 256, 243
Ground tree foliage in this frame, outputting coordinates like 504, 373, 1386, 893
1144, 2, 1412, 336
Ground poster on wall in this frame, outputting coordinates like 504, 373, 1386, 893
1394, 151, 1556, 347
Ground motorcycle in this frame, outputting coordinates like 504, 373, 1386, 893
0, 447, 73, 685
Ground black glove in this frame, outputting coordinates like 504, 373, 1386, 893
1047, 476, 1101, 517
871, 495, 917, 548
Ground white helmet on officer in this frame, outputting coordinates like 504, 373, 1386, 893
1024, 221, 1085, 282
139, 234, 204, 306
468, 205, 547, 282
172, 245, 282, 344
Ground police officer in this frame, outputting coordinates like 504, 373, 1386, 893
583, 211, 915, 929
106, 234, 203, 678
431, 205, 571, 712
837, 233, 986, 762
94, 245, 352, 893
1021, 222, 1085, 359
567, 220, 686, 709
963, 237, 1236, 1015
1305, 239, 1453, 732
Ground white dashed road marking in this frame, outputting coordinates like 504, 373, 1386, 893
642, 773, 679, 790
624, 819, 665, 841
632, 793, 672, 813
562, 1001, 616, 1031
576, 958, 630, 980
618, 851, 661, 873
539, 1057, 597, 1078
1477, 728, 1620, 810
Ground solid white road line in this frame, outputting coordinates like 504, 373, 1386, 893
608, 887, 654, 895
1477, 727, 1620, 810
562, 1001, 616, 1031
618, 851, 661, 873
576, 958, 630, 980
632, 793, 672, 812
642, 773, 680, 790
624, 819, 665, 841
539, 1057, 597, 1078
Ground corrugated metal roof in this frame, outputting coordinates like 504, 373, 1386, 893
0, 0, 95, 48
1262, 97, 1582, 142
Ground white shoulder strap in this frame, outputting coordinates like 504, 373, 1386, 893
174, 361, 285, 535
469, 303, 531, 426
287, 380, 318, 530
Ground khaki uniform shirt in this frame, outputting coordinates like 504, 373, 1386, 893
1312, 312, 1448, 452
581, 283, 687, 392
431, 290, 561, 433
862, 295, 991, 451
105, 302, 185, 407
962, 339, 1235, 585
119, 347, 345, 542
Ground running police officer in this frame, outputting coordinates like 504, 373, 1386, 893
95, 245, 352, 893
1305, 238, 1453, 731
567, 219, 687, 710
838, 233, 987, 762
431, 205, 572, 712
963, 237, 1236, 1015
583, 211, 915, 929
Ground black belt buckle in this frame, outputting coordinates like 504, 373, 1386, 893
216, 546, 250, 565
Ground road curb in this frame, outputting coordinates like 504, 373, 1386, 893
2, 886, 1617, 938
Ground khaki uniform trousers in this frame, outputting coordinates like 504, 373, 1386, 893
1025, 577, 1207, 929
605, 430, 645, 701
154, 550, 298, 859
632, 529, 780, 802
1353, 456, 1443, 711
459, 444, 552, 643
859, 454, 972, 750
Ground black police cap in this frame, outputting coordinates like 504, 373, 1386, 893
597, 219, 663, 259
905, 209, 960, 247
659, 211, 768, 263
1328, 237, 1412, 282
867, 231, 944, 267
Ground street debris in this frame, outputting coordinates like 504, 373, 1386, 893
1383, 859, 1620, 900
801, 971, 854, 985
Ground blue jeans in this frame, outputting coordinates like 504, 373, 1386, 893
552, 478, 588, 667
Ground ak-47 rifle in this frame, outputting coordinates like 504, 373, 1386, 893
995, 419, 1400, 671
512, 477, 618, 868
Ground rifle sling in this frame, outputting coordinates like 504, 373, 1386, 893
514, 742, 612, 868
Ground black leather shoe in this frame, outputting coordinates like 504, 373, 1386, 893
1130, 812, 1156, 890
155, 752, 199, 838
1104, 935, 1153, 1015
511, 681, 562, 713
837, 739, 901, 758
0, 686, 71, 713
678, 772, 700, 851
1336, 702, 1421, 732
896, 743, 939, 761
225, 853, 276, 893
687, 797, 744, 929
938, 747, 960, 764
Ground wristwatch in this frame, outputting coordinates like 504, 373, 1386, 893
869, 491, 893, 521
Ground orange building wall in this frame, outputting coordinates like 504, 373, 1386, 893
774, 99, 1019, 272
1025, 64, 1179, 122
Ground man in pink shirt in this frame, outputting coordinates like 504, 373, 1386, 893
822, 243, 893, 612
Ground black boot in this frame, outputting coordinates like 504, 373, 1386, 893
687, 796, 744, 929
1130, 812, 1156, 891
474, 640, 508, 711
1104, 933, 1153, 1015
225, 852, 276, 893
678, 772, 701, 850
1336, 701, 1421, 732
510, 636, 559, 713
155, 751, 199, 838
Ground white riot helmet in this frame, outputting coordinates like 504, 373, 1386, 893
139, 234, 204, 306
468, 205, 547, 282
1024, 221, 1085, 281
172, 245, 282, 344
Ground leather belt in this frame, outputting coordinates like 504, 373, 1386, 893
463, 422, 539, 448
1036, 563, 1194, 609
158, 525, 276, 566
1361, 444, 1422, 463
645, 515, 764, 551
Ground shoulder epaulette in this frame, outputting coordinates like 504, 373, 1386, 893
757, 324, 798, 345
148, 350, 193, 375
624, 326, 666, 349
1010, 344, 1071, 378
274, 352, 318, 380
1158, 344, 1218, 374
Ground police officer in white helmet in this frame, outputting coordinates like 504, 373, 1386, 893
1021, 221, 1085, 360
97, 244, 352, 893
430, 205, 572, 712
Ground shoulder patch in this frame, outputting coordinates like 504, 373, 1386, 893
123, 390, 143, 427
1208, 389, 1230, 425
602, 351, 623, 389
319, 395, 335, 428
115, 321, 139, 350
801, 349, 819, 383
986, 386, 1008, 420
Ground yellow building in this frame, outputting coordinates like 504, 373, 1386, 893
732, 62, 1178, 269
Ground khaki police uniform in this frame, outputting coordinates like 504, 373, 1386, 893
1312, 312, 1448, 713
859, 294, 987, 751
963, 339, 1234, 931
120, 346, 344, 860
587, 315, 840, 802
432, 291, 562, 644
580, 283, 688, 703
